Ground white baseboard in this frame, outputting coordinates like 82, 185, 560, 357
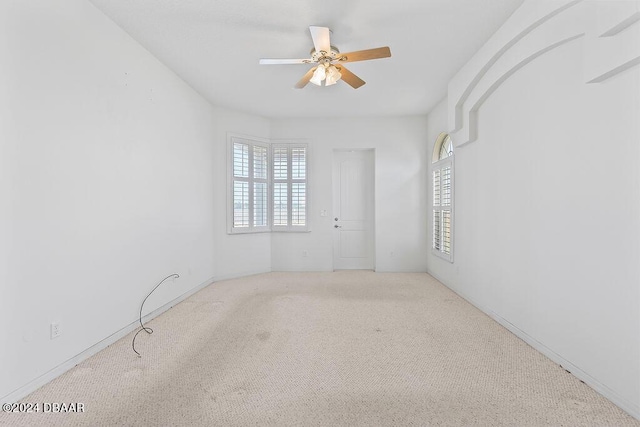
1, 275, 216, 405
426, 269, 640, 421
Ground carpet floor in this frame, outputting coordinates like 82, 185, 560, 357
3, 271, 638, 426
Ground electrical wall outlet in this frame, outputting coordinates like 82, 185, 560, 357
50, 322, 61, 339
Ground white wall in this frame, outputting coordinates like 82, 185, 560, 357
212, 107, 272, 280
429, 0, 640, 418
270, 116, 429, 272
0, 0, 270, 401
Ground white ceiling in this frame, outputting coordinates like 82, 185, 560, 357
88, 0, 524, 119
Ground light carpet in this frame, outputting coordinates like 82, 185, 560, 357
3, 271, 638, 426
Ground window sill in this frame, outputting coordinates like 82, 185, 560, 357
432, 249, 453, 263
228, 229, 311, 235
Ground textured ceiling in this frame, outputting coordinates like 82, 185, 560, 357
88, 0, 524, 119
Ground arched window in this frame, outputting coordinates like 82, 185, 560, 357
432, 133, 453, 262
437, 135, 453, 160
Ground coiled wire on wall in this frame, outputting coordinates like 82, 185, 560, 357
132, 273, 179, 357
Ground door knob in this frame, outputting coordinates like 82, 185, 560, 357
334, 225, 342, 228
334, 217, 339, 221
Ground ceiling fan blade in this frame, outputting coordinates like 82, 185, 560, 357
259, 58, 311, 65
295, 67, 317, 89
336, 65, 365, 89
309, 26, 331, 53
339, 47, 391, 63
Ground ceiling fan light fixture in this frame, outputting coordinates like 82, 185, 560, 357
325, 65, 342, 86
259, 26, 391, 89
309, 65, 326, 86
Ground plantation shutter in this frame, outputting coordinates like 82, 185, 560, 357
272, 143, 309, 231
232, 142, 250, 228
253, 145, 268, 227
230, 137, 269, 233
432, 158, 453, 261
228, 136, 310, 234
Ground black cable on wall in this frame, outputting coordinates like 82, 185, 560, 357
132, 273, 179, 357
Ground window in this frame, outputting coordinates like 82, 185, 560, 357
271, 143, 309, 232
229, 136, 270, 233
432, 133, 453, 261
228, 135, 309, 234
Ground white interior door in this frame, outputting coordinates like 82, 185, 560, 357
332, 149, 375, 270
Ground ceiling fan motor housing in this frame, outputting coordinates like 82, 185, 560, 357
310, 46, 341, 64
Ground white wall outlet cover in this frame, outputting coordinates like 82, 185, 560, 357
50, 322, 61, 339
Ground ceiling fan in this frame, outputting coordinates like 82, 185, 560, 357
259, 26, 391, 89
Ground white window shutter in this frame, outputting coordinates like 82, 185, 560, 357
272, 143, 309, 232
228, 136, 309, 234
228, 136, 270, 234
432, 158, 453, 261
